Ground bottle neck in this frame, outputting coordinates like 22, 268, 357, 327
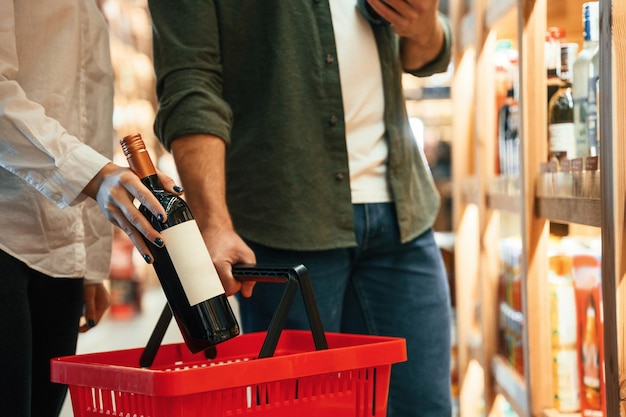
129, 153, 162, 192
140, 173, 163, 192
583, 5, 600, 45
126, 148, 157, 180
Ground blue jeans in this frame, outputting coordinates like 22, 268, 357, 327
236, 203, 452, 417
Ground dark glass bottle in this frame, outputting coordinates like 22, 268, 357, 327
546, 27, 565, 104
498, 86, 520, 176
120, 133, 239, 353
548, 43, 578, 164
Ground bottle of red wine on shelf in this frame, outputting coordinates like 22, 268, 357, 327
120, 133, 239, 353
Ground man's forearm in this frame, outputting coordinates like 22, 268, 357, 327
170, 133, 233, 235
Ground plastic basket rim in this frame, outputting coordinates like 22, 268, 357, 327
51, 330, 407, 396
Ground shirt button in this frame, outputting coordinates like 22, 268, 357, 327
325, 54, 335, 64
52, 193, 63, 203
335, 172, 345, 181
329, 115, 338, 126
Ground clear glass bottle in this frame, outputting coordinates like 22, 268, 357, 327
495, 41, 519, 177
587, 47, 601, 158
573, 2, 600, 158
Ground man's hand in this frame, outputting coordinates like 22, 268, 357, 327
200, 224, 257, 298
367, 0, 445, 69
79, 282, 111, 333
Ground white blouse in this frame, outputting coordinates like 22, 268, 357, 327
0, 0, 114, 280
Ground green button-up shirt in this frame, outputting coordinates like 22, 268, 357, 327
150, 0, 452, 251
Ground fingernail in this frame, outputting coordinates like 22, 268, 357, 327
173, 185, 184, 193
88, 319, 96, 328
157, 213, 165, 223
143, 254, 152, 263
154, 237, 164, 247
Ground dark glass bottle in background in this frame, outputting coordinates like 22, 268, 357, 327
498, 86, 520, 177
544, 27, 566, 104
120, 133, 239, 353
546, 27, 566, 104
548, 43, 578, 164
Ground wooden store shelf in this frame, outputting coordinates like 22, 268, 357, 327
450, 0, 624, 415
492, 355, 528, 417
535, 196, 601, 228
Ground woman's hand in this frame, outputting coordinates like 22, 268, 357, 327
79, 282, 111, 333
82, 162, 182, 263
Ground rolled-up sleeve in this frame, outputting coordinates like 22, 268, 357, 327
405, 12, 452, 77
150, 0, 233, 150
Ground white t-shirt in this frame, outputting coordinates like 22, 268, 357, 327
329, 0, 392, 203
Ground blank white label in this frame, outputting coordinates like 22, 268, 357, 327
161, 220, 225, 305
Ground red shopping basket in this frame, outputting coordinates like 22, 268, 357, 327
51, 265, 407, 417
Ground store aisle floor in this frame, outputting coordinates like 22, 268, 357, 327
59, 287, 240, 417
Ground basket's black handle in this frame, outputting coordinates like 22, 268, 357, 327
232, 264, 328, 358
140, 264, 327, 367
139, 303, 175, 368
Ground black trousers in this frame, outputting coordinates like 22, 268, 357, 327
0, 250, 84, 417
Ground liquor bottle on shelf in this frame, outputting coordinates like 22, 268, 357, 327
120, 133, 240, 354
494, 39, 513, 175
498, 85, 519, 177
496, 41, 519, 177
573, 2, 600, 159
546, 27, 566, 104
548, 42, 579, 164
586, 49, 600, 160
582, 296, 602, 410
571, 251, 605, 417
549, 253, 581, 413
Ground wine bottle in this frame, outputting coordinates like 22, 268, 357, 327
120, 133, 239, 353
548, 43, 578, 164
498, 86, 520, 177
546, 27, 566, 104
581, 295, 601, 410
